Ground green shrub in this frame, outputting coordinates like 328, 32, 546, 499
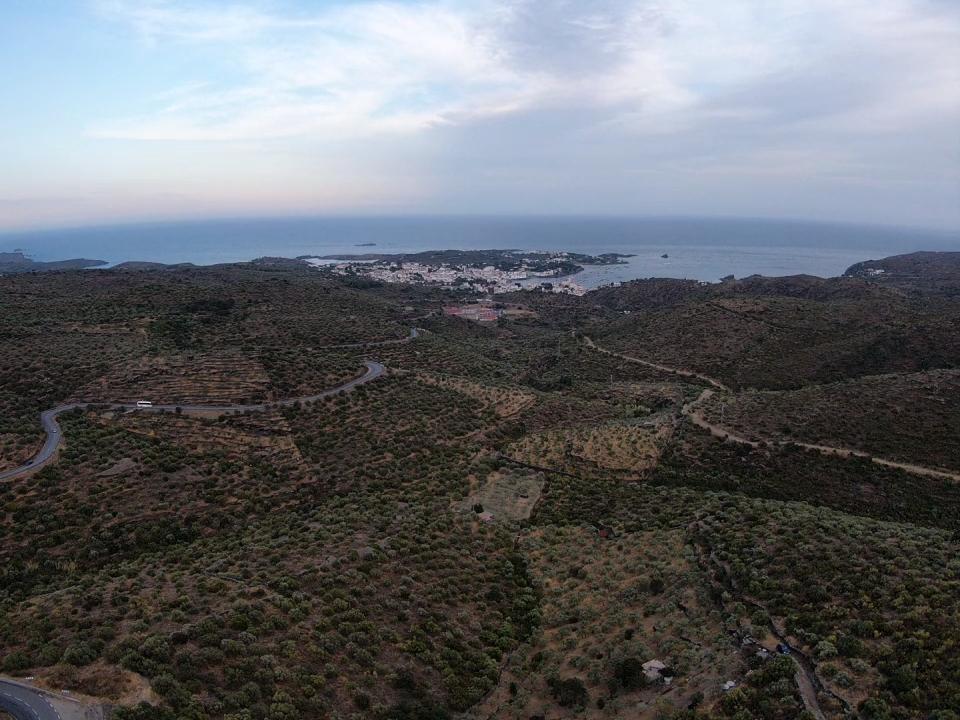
549, 676, 589, 708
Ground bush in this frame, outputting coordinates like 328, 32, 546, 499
380, 700, 451, 720
2, 650, 31, 672
814, 640, 837, 660
614, 657, 647, 691
549, 677, 589, 708
859, 698, 892, 720
61, 641, 99, 666
113, 703, 178, 720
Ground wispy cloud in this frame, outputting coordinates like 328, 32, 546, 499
94, 0, 295, 41
4, 0, 955, 230
92, 0, 960, 145
92, 0, 536, 140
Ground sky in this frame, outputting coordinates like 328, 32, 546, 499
1, 0, 959, 232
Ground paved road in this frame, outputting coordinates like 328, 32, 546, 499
324, 327, 420, 349
0, 361, 386, 482
0, 680, 62, 720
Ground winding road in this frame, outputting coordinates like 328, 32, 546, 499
0, 328, 422, 718
583, 336, 960, 482
0, 361, 387, 482
582, 335, 730, 392
0, 679, 64, 720
323, 326, 420, 349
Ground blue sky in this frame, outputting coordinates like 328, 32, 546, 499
2, 0, 959, 231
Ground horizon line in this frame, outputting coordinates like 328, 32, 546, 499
2, 212, 958, 239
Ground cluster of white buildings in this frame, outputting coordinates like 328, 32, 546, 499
543, 279, 588, 296
328, 260, 587, 295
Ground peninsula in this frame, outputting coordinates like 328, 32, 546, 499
305, 248, 631, 294
0, 251, 107, 274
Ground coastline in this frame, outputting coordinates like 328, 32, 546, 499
0, 246, 918, 290
2, 217, 955, 284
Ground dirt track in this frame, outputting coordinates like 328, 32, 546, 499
584, 337, 960, 483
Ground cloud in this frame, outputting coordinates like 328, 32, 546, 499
92, 0, 532, 140
94, 0, 291, 41
75, 0, 960, 228
92, 0, 960, 142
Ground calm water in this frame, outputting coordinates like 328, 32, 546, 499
2, 216, 957, 285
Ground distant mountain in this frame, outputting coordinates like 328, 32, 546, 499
0, 251, 106, 273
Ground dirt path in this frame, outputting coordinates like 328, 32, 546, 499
687, 408, 960, 481
783, 441, 960, 481
582, 336, 731, 392
794, 666, 828, 720
584, 337, 960, 483
684, 395, 760, 447
689, 533, 847, 720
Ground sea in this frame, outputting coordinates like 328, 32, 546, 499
2, 216, 957, 287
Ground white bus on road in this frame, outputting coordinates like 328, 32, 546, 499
136, 400, 153, 408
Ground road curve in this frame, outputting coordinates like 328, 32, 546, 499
0, 361, 386, 482
583, 336, 960, 483
0, 679, 62, 720
323, 326, 420, 349
581, 335, 731, 392
683, 392, 960, 481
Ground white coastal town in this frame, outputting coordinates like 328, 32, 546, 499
311, 259, 589, 295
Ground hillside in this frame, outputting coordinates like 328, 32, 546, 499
845, 251, 960, 295
585, 274, 960, 390
0, 251, 107, 273
1, 254, 959, 720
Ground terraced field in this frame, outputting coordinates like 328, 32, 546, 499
506, 422, 668, 475
73, 351, 273, 405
